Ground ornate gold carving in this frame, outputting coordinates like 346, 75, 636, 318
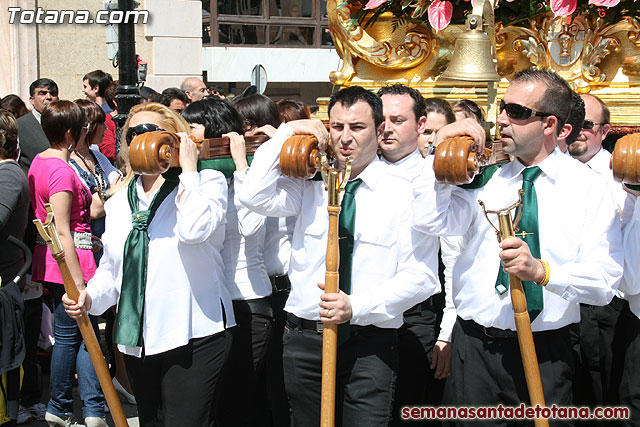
327, 0, 436, 85
497, 13, 640, 92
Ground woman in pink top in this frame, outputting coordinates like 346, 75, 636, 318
28, 100, 106, 427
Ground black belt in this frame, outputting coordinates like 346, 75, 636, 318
404, 296, 436, 315
286, 313, 383, 336
581, 296, 628, 312
232, 297, 274, 319
270, 274, 291, 293
286, 313, 325, 333
458, 317, 572, 340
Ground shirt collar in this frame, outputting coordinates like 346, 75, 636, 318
32, 110, 41, 123
586, 147, 610, 173
380, 148, 421, 167
353, 155, 384, 191
503, 147, 561, 183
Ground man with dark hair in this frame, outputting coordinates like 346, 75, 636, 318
421, 97, 456, 156
17, 78, 59, 172
159, 87, 188, 115
240, 86, 438, 426
376, 84, 446, 420
557, 91, 585, 153
413, 69, 623, 419
82, 70, 113, 114
15, 78, 59, 423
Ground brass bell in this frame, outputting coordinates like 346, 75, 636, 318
441, 14, 499, 82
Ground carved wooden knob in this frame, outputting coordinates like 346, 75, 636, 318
279, 134, 323, 179
433, 136, 478, 185
128, 131, 180, 175
612, 133, 640, 185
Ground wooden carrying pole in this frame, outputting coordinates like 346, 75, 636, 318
320, 169, 341, 427
34, 204, 129, 427
497, 211, 549, 427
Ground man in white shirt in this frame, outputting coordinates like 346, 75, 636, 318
413, 69, 624, 420
618, 187, 640, 427
240, 86, 439, 426
568, 94, 629, 411
376, 84, 448, 419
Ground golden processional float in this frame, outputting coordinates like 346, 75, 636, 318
318, 0, 640, 139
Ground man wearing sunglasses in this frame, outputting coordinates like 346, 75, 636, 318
568, 94, 630, 412
412, 69, 623, 420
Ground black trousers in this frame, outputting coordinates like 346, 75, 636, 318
216, 299, 274, 427
393, 297, 445, 426
573, 298, 627, 410
619, 307, 640, 427
19, 296, 42, 406
283, 317, 398, 427
264, 287, 292, 427
124, 330, 231, 427
443, 318, 574, 427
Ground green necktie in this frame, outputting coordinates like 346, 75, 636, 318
337, 178, 362, 345
495, 166, 544, 322
114, 175, 178, 347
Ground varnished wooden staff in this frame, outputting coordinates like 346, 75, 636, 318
128, 131, 269, 175
611, 132, 640, 184
479, 197, 549, 427
33, 205, 129, 427
433, 135, 511, 185
277, 135, 347, 427
319, 161, 350, 427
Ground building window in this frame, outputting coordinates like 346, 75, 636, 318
202, 0, 332, 48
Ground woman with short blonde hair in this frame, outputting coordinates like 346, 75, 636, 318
64, 101, 233, 426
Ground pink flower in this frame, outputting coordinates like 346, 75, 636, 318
428, 0, 453, 31
589, 0, 620, 6
550, 0, 577, 16
364, 0, 388, 9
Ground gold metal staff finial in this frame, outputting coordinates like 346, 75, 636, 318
33, 203, 63, 255
322, 156, 352, 208
478, 189, 533, 240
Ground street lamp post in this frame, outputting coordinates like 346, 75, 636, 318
113, 0, 141, 158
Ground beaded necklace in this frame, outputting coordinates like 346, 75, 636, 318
73, 150, 108, 202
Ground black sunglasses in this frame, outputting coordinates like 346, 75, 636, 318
126, 123, 164, 145
582, 119, 605, 131
500, 99, 553, 121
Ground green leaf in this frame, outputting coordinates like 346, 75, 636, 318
402, 0, 414, 9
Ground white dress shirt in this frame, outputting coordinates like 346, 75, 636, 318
438, 234, 465, 342
379, 148, 425, 182
412, 148, 624, 332
263, 216, 295, 277
381, 149, 460, 342
221, 171, 272, 301
586, 148, 628, 213
239, 124, 439, 329
86, 171, 235, 357
620, 194, 640, 318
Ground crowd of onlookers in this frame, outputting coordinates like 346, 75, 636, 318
0, 70, 321, 427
